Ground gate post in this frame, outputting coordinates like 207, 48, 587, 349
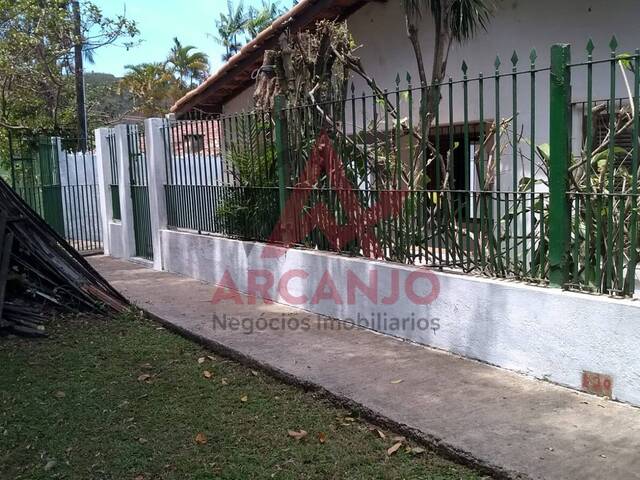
144, 117, 168, 271
274, 95, 288, 215
94, 128, 113, 255
548, 44, 572, 288
115, 124, 136, 259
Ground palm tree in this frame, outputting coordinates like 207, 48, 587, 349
120, 63, 175, 117
401, 0, 494, 123
167, 37, 210, 88
245, 1, 282, 39
214, 0, 246, 61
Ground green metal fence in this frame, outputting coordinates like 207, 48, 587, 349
7, 133, 103, 254
127, 124, 154, 260
164, 39, 640, 297
162, 113, 280, 239
106, 129, 121, 221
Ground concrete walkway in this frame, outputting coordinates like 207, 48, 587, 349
89, 255, 640, 480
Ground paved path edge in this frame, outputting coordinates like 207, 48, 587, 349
139, 305, 522, 480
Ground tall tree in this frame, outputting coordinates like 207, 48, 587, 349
167, 37, 210, 89
245, 1, 282, 39
0, 0, 138, 136
401, 0, 494, 126
120, 63, 175, 117
72, 0, 87, 150
214, 0, 247, 61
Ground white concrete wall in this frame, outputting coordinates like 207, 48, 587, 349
161, 229, 640, 407
108, 222, 125, 258
348, 0, 639, 93
222, 86, 256, 115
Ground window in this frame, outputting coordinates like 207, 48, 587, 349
182, 133, 205, 153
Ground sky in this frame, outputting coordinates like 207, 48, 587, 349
89, 0, 288, 78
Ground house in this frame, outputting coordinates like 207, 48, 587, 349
172, 0, 638, 116
171, 0, 639, 196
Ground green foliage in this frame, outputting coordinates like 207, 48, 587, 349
167, 37, 210, 88
85, 72, 134, 125
213, 0, 283, 61
120, 38, 209, 117
0, 0, 138, 136
120, 63, 177, 118
400, 0, 494, 41
216, 117, 281, 239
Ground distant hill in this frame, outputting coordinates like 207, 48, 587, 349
85, 72, 135, 129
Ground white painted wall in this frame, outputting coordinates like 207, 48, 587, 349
222, 86, 256, 115
348, 0, 639, 92
161, 229, 640, 407
108, 222, 125, 258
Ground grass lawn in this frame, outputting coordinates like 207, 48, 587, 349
0, 312, 487, 480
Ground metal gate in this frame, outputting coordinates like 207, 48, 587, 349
126, 125, 153, 260
7, 134, 102, 254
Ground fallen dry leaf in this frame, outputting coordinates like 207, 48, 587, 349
206, 355, 215, 361
390, 379, 403, 384
134, 475, 145, 480
375, 429, 386, 439
53, 391, 66, 399
251, 370, 258, 376
221, 378, 228, 386
288, 430, 308, 441
317, 432, 326, 444
138, 437, 148, 444
411, 447, 426, 454
202, 370, 213, 379
137, 374, 152, 382
392, 435, 406, 442
197, 357, 206, 364
195, 432, 207, 445
240, 395, 248, 402
387, 442, 403, 456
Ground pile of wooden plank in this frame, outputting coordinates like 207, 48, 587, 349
0, 177, 128, 337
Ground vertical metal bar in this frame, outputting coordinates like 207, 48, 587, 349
494, 57, 503, 273
434, 83, 442, 266
605, 36, 618, 292
511, 51, 519, 275
274, 95, 288, 215
478, 73, 486, 270
447, 77, 455, 266
585, 40, 595, 287
530, 49, 538, 277
626, 50, 640, 295
407, 75, 415, 262
395, 75, 403, 260
8, 131, 16, 189
548, 44, 572, 288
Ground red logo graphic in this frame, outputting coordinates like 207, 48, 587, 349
262, 130, 408, 259
211, 129, 440, 307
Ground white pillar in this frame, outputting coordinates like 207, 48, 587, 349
115, 124, 136, 259
144, 117, 168, 270
94, 128, 112, 255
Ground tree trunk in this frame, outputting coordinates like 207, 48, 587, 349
72, 0, 87, 150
